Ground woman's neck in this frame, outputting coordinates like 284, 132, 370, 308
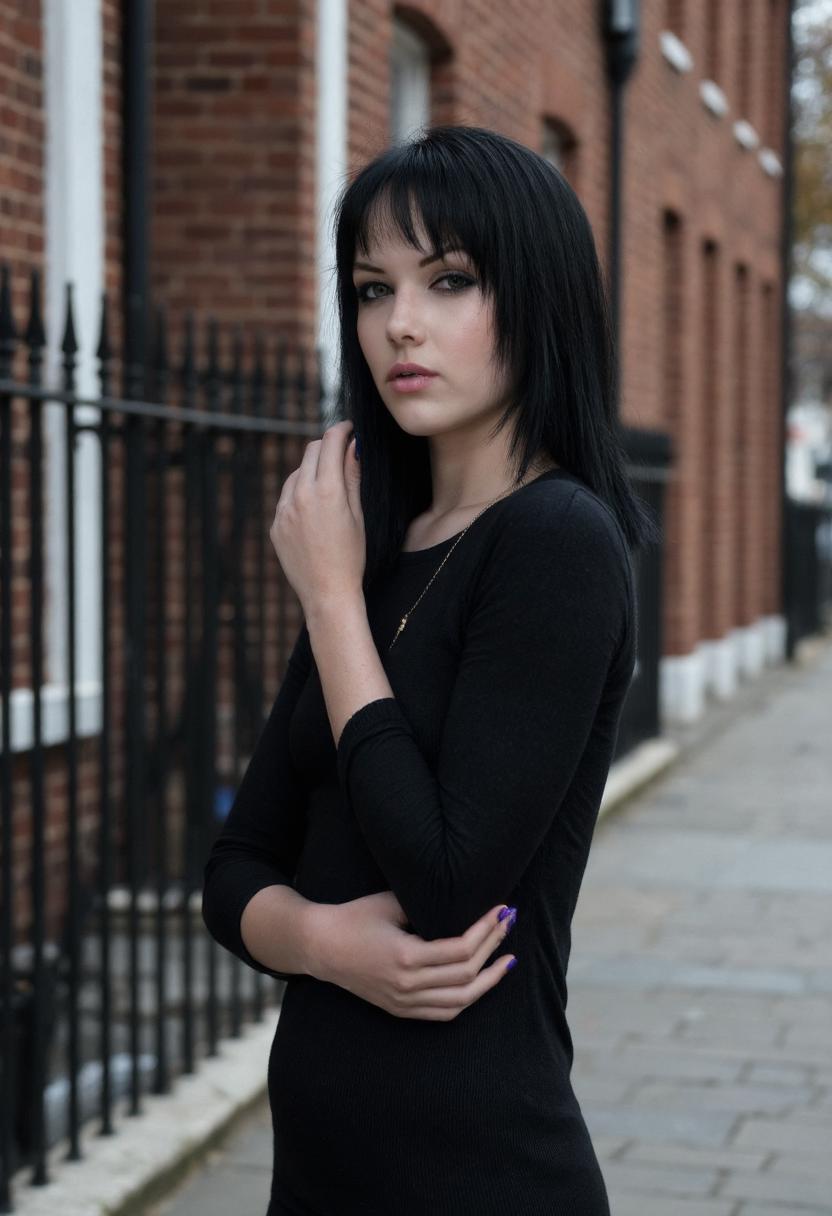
402, 455, 558, 552
426, 453, 558, 519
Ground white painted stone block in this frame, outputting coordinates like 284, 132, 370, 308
736, 621, 767, 678
699, 635, 738, 700
660, 649, 707, 724
761, 615, 787, 664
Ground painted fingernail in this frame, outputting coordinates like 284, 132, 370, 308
497, 905, 512, 923
505, 957, 518, 971
505, 909, 518, 933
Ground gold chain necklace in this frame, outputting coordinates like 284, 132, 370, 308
389, 467, 546, 651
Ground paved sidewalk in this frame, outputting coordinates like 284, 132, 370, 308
154, 639, 832, 1216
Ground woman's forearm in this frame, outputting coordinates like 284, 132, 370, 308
304, 593, 394, 748
240, 883, 330, 980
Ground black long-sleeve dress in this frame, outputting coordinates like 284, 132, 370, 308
202, 467, 636, 1216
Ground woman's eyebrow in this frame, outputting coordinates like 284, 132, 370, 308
353, 248, 465, 273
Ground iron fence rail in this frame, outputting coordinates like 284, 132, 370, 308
0, 265, 323, 1210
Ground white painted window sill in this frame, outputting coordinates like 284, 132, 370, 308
733, 119, 760, 150
700, 79, 728, 118
659, 30, 693, 74
0, 683, 102, 753
759, 148, 783, 177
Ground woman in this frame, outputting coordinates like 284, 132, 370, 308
202, 124, 657, 1215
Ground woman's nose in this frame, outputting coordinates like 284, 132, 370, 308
386, 290, 425, 345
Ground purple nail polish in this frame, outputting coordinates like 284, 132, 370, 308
506, 957, 518, 971
497, 906, 512, 922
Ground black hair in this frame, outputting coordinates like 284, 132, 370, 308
331, 123, 659, 587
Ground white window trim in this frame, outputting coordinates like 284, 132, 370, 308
3, 0, 106, 755
316, 0, 348, 421
2, 684, 102, 753
542, 121, 570, 173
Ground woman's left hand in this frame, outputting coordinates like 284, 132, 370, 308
269, 420, 366, 614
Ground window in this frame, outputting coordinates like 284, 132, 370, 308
662, 212, 684, 428
390, 20, 430, 143
700, 240, 720, 642
733, 264, 751, 625
541, 118, 577, 185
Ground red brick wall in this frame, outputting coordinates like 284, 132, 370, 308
761, 278, 783, 617
150, 0, 318, 354
0, 0, 44, 291
0, 3, 45, 939
349, 0, 390, 166
0, 0, 45, 680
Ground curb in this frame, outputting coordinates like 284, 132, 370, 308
598, 735, 680, 820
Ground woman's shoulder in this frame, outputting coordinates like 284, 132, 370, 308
496, 471, 631, 572
467, 472, 634, 655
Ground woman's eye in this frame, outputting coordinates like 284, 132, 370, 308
435, 272, 474, 291
355, 282, 389, 302
355, 272, 474, 303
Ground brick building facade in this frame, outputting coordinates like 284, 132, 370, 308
1, 1, 790, 937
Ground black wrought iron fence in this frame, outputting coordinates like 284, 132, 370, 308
0, 265, 325, 1210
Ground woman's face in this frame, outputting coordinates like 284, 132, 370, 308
352, 218, 512, 443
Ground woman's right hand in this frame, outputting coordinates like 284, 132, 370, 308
304, 890, 517, 1020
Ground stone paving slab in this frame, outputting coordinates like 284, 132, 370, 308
571, 639, 832, 1215
150, 1106, 273, 1216
608, 1199, 738, 1216
736, 1207, 831, 1216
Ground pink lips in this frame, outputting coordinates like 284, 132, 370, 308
386, 362, 438, 382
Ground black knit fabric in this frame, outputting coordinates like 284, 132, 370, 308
202, 467, 636, 1216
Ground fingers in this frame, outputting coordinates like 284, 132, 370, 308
395, 954, 517, 1020
295, 433, 322, 489
406, 922, 516, 994
455, 905, 516, 980
315, 420, 353, 487
397, 904, 518, 999
405, 903, 512, 969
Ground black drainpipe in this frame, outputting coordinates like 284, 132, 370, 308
601, 0, 641, 415
122, 0, 153, 398
780, 0, 796, 659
